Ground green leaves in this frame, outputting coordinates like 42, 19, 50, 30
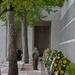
66, 62, 75, 75
0, 0, 65, 28
0, 0, 7, 8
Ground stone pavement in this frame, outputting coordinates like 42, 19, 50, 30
0, 60, 47, 75
33, 61, 41, 75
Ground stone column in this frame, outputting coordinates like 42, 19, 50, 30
28, 27, 34, 64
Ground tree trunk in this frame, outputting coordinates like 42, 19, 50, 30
20, 12, 29, 63
7, 5, 18, 75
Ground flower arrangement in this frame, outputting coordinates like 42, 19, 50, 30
51, 57, 70, 75
43, 48, 52, 70
43, 48, 71, 75
43, 49, 58, 71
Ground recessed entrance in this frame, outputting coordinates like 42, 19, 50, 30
34, 21, 51, 57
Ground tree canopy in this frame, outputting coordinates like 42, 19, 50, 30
0, 0, 65, 27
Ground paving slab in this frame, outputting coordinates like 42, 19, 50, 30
1, 73, 27, 75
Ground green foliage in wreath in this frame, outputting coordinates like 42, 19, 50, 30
66, 62, 75, 75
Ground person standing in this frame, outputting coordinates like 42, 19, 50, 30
32, 47, 39, 70
16, 49, 23, 61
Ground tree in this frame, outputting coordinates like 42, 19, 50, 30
0, 1, 19, 75
20, 11, 29, 63
7, 5, 18, 75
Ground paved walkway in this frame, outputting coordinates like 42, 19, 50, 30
0, 60, 47, 75
21, 60, 47, 75
32, 60, 47, 75
41, 61, 47, 75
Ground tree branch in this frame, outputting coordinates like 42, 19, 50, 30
0, 1, 20, 16
0, 5, 14, 16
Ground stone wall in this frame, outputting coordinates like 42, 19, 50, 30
51, 20, 61, 50
59, 0, 75, 63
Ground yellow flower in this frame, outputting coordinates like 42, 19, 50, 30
63, 60, 67, 64
54, 63, 57, 67
60, 70, 64, 74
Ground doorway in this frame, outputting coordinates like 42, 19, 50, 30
34, 25, 51, 57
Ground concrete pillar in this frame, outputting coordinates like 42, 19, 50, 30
28, 27, 34, 63
0, 21, 6, 62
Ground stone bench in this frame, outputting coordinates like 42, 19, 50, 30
17, 61, 24, 70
